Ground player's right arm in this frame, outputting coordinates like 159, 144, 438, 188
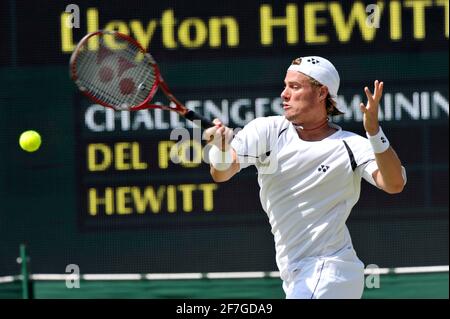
204, 119, 240, 182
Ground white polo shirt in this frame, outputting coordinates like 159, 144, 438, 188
231, 116, 380, 282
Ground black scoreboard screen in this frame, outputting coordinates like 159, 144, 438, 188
0, 0, 448, 275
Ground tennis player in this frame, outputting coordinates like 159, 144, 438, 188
204, 56, 407, 299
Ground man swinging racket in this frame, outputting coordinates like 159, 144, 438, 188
205, 56, 406, 299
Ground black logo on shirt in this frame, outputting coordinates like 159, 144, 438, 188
318, 165, 330, 173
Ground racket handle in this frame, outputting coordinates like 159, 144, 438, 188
184, 110, 214, 129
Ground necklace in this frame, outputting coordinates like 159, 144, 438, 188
293, 118, 329, 131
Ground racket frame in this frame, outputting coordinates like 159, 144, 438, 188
70, 30, 198, 120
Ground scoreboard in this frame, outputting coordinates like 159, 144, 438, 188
0, 0, 448, 275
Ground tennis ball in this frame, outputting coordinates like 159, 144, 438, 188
19, 130, 41, 152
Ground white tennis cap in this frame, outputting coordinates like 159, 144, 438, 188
287, 56, 340, 104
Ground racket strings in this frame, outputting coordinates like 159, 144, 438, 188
78, 43, 152, 108
79, 41, 152, 106
77, 49, 128, 107
74, 34, 157, 109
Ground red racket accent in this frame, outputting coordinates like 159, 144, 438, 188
96, 45, 113, 65
70, 30, 213, 128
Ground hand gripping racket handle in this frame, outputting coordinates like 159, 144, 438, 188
184, 110, 214, 129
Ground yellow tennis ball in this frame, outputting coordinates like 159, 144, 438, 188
19, 130, 42, 152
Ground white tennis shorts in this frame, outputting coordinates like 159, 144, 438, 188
282, 246, 365, 299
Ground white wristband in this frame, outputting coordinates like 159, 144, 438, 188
209, 145, 233, 171
367, 127, 390, 154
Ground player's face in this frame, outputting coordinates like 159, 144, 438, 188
281, 71, 323, 124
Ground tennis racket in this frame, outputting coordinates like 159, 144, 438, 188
69, 30, 213, 128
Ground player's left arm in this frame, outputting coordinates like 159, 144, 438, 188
360, 80, 406, 194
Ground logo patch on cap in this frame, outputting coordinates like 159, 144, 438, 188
307, 58, 320, 65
